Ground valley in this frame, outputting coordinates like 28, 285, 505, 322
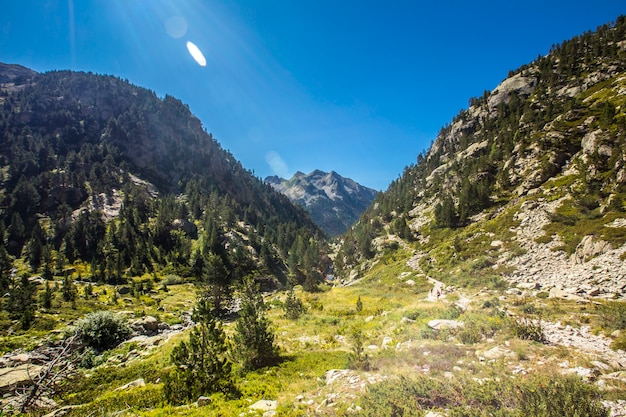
0, 13, 625, 417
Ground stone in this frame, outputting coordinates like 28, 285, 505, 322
10, 353, 31, 363
197, 396, 211, 406
115, 378, 145, 391
427, 319, 464, 330
549, 287, 585, 301
117, 286, 131, 295
381, 336, 393, 349
574, 235, 612, 264
478, 346, 514, 360
132, 316, 159, 333
516, 282, 540, 290
0, 364, 43, 391
250, 399, 277, 412
41, 405, 83, 417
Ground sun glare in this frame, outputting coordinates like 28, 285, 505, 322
186, 41, 207, 67
165, 16, 188, 39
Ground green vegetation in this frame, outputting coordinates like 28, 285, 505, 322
163, 298, 235, 404
73, 310, 132, 351
356, 373, 608, 417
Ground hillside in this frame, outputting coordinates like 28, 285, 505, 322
0, 65, 327, 293
336, 16, 626, 299
266, 170, 378, 236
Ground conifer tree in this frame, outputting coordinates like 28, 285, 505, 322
7, 275, 37, 330
231, 276, 279, 373
40, 280, 53, 310
164, 298, 234, 404
283, 289, 305, 320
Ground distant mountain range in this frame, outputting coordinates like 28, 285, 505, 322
266, 170, 378, 236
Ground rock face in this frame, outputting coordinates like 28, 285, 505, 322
266, 170, 378, 236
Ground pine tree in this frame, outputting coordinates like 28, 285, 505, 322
283, 289, 305, 320
231, 276, 279, 373
164, 298, 234, 404
62, 274, 76, 303
199, 252, 231, 316
7, 275, 37, 330
40, 280, 53, 310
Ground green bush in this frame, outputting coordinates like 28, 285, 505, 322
519, 374, 609, 417
73, 310, 132, 351
510, 316, 545, 343
457, 323, 482, 345
597, 301, 626, 331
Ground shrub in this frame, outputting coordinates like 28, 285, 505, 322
597, 301, 626, 331
356, 374, 608, 417
73, 311, 132, 351
457, 323, 482, 345
519, 374, 609, 417
510, 316, 545, 343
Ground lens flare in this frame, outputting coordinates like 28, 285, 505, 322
186, 41, 207, 67
165, 16, 188, 39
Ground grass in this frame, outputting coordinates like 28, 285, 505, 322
2, 253, 626, 416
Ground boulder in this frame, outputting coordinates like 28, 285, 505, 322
516, 282, 540, 290
549, 287, 585, 301
170, 219, 198, 237
0, 364, 43, 391
573, 235, 611, 264
249, 399, 277, 413
197, 396, 211, 407
132, 316, 160, 334
381, 336, 393, 349
117, 286, 131, 295
428, 319, 464, 330
115, 378, 145, 391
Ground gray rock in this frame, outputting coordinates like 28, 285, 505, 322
250, 399, 277, 412
428, 319, 464, 330
132, 316, 160, 334
115, 378, 145, 391
117, 286, 131, 295
197, 396, 211, 406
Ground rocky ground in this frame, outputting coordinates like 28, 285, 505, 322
503, 197, 626, 299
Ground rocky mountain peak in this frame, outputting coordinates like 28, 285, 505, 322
266, 170, 377, 236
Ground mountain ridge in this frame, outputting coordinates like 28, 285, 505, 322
265, 169, 378, 236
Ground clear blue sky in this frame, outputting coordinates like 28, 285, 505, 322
1, 1, 624, 190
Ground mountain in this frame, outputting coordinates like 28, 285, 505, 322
336, 17, 626, 298
265, 170, 378, 236
0, 64, 326, 289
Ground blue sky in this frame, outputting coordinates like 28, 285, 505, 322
1, 1, 624, 190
